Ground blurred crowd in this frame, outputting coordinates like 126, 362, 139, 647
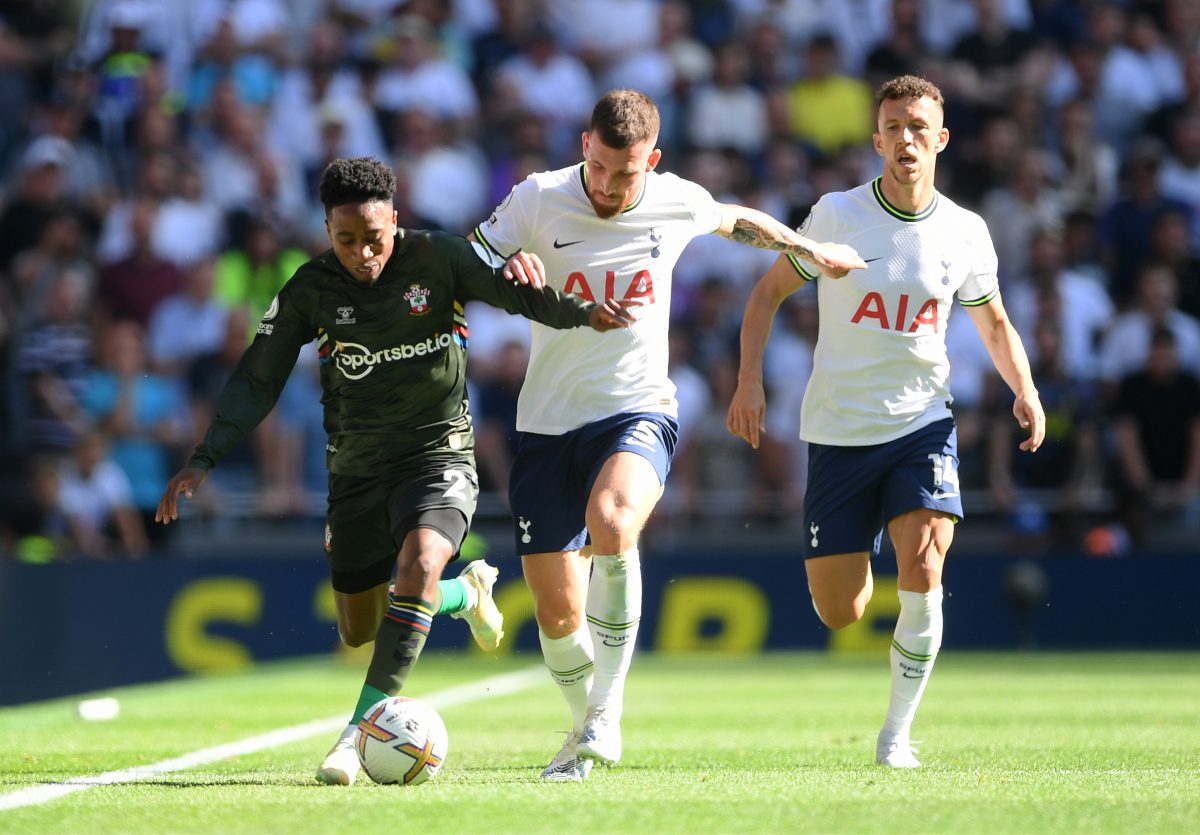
1, 0, 1198, 562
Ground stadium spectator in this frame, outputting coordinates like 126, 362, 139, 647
786, 33, 874, 158
863, 0, 932, 92
981, 148, 1064, 282
1147, 209, 1200, 320
0, 457, 69, 563
1098, 138, 1193, 306
1098, 261, 1200, 385
21, 95, 117, 219
96, 197, 184, 327
13, 268, 94, 455
265, 18, 387, 174
369, 15, 479, 124
80, 320, 189, 541
213, 213, 309, 326
949, 113, 1022, 209
200, 100, 306, 227
1112, 326, 1200, 543
1158, 113, 1200, 246
686, 40, 768, 158
1005, 226, 1114, 381
94, 148, 176, 265
989, 316, 1099, 548
154, 157, 225, 268
470, 0, 537, 90
0, 135, 73, 272
391, 108, 489, 234
1049, 96, 1119, 214
6, 208, 95, 323
186, 8, 284, 111
145, 256, 229, 376
57, 427, 148, 559
491, 23, 595, 161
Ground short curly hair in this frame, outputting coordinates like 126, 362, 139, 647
875, 75, 944, 112
318, 157, 396, 213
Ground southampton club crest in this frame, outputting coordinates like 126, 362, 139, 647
404, 283, 432, 316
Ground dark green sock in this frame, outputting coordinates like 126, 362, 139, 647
352, 685, 388, 724
363, 594, 432, 704
436, 577, 468, 616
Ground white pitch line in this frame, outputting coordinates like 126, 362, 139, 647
0, 666, 544, 812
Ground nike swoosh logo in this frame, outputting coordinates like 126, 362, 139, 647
902, 671, 926, 679
553, 238, 583, 248
864, 257, 883, 263
931, 490, 959, 500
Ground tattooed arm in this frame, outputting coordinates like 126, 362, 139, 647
714, 203, 866, 277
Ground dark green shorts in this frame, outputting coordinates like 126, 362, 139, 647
325, 454, 478, 593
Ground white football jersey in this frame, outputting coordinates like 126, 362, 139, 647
474, 164, 722, 434
790, 179, 999, 446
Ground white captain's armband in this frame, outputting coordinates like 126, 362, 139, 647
470, 240, 506, 269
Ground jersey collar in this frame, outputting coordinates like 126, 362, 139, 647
872, 177, 938, 222
579, 162, 648, 215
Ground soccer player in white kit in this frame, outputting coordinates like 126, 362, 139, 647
473, 89, 866, 781
728, 76, 1046, 768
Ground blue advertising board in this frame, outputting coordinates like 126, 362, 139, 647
1, 552, 1197, 705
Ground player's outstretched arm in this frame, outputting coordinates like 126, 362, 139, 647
156, 466, 208, 525
714, 204, 867, 277
727, 255, 807, 449
965, 296, 1045, 452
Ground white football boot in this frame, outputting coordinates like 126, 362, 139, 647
875, 731, 922, 768
315, 723, 361, 785
576, 704, 622, 766
540, 732, 595, 782
451, 560, 505, 652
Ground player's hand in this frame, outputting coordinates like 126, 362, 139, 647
588, 298, 642, 331
804, 241, 868, 279
503, 250, 546, 288
726, 379, 767, 449
1013, 391, 1045, 452
156, 466, 208, 525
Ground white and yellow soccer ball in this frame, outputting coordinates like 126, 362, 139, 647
355, 696, 448, 785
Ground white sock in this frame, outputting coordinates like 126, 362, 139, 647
539, 624, 594, 733
586, 548, 642, 720
882, 586, 944, 738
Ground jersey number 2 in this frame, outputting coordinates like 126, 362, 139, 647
441, 470, 469, 500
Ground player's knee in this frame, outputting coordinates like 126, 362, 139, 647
534, 602, 583, 637
586, 503, 640, 550
338, 623, 376, 648
812, 596, 866, 631
396, 535, 453, 590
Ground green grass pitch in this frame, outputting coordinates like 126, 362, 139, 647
2, 652, 1198, 834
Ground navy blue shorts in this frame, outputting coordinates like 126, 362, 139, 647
803, 417, 963, 559
508, 411, 678, 555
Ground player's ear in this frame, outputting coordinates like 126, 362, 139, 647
873, 131, 884, 157
581, 131, 591, 157
936, 127, 950, 154
646, 148, 662, 170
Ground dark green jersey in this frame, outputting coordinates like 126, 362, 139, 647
188, 229, 596, 476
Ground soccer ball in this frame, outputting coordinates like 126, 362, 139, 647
355, 696, 449, 785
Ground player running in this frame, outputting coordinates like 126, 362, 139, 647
156, 157, 637, 786
727, 76, 1045, 767
472, 89, 866, 781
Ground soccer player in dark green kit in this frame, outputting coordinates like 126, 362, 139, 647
156, 157, 636, 785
